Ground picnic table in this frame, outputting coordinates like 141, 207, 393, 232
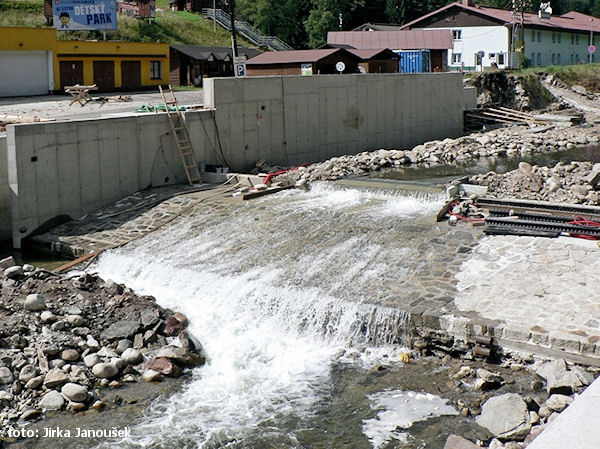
65, 84, 99, 106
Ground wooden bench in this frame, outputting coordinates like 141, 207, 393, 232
64, 84, 99, 106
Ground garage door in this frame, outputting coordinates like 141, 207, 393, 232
0, 51, 51, 97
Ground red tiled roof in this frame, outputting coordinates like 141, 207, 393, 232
246, 48, 343, 65
401, 2, 600, 33
327, 29, 453, 50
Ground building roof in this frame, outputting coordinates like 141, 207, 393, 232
353, 23, 404, 31
400, 2, 600, 34
170, 44, 260, 61
347, 48, 399, 60
326, 29, 453, 50
246, 48, 358, 65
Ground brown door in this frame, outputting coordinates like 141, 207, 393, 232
59, 61, 84, 90
93, 61, 115, 92
120, 60, 141, 91
431, 51, 443, 72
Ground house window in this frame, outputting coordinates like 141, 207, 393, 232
531, 29, 536, 41
551, 53, 556, 64
557, 53, 561, 64
150, 61, 162, 79
452, 29, 462, 40
452, 52, 462, 64
537, 53, 542, 65
497, 53, 505, 65
538, 31, 542, 42
557, 32, 561, 43
531, 53, 536, 65
571, 33, 575, 44
576, 34, 579, 45
571, 53, 574, 63
552, 32, 555, 43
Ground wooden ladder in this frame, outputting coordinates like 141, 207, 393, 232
159, 85, 202, 185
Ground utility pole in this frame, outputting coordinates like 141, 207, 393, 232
213, 0, 216, 33
229, 0, 238, 58
590, 18, 594, 64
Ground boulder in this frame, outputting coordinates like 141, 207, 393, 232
476, 393, 531, 440
100, 320, 140, 340
0, 256, 16, 269
38, 390, 65, 410
141, 370, 162, 382
61, 383, 88, 402
536, 359, 580, 394
121, 348, 143, 365
43, 368, 69, 388
20, 409, 42, 420
25, 375, 44, 390
142, 357, 181, 377
24, 294, 46, 311
4, 266, 24, 279
444, 434, 479, 449
66, 315, 85, 326
140, 309, 160, 328
0, 367, 14, 384
83, 354, 101, 368
91, 363, 119, 379
61, 349, 79, 362
156, 345, 206, 367
545, 394, 573, 412
18, 364, 37, 383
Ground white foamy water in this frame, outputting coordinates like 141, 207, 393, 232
362, 390, 458, 449
92, 185, 445, 447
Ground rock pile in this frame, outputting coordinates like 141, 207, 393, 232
273, 125, 598, 183
445, 355, 598, 449
468, 160, 600, 205
0, 257, 205, 429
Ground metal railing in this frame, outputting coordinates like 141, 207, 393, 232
202, 8, 293, 51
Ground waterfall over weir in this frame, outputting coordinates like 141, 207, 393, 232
92, 183, 447, 448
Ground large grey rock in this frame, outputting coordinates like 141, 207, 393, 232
477, 368, 502, 383
25, 375, 44, 390
141, 370, 162, 382
61, 383, 88, 402
18, 364, 37, 383
476, 393, 531, 440
100, 320, 140, 340
24, 294, 45, 311
38, 390, 65, 410
91, 363, 119, 379
0, 367, 14, 384
43, 368, 69, 389
0, 256, 16, 269
544, 394, 573, 412
61, 349, 79, 362
121, 348, 143, 365
536, 359, 580, 394
4, 266, 24, 279
83, 354, 101, 368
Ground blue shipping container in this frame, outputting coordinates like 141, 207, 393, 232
396, 50, 431, 73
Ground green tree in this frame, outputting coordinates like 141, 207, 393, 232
385, 0, 407, 24
304, 0, 365, 47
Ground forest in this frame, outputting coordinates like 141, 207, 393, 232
232, 0, 600, 48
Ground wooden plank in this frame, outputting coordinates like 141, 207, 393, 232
54, 249, 103, 273
242, 185, 293, 200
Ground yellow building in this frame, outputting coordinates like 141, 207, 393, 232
0, 26, 169, 96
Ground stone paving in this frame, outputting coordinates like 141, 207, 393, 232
29, 184, 220, 258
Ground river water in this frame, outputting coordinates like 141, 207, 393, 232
91, 184, 481, 449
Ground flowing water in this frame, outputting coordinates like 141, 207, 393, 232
91, 183, 481, 449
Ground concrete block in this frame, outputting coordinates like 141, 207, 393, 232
0, 135, 11, 240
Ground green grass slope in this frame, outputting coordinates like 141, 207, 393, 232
0, 0, 253, 47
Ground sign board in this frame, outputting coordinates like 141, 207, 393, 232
301, 63, 312, 76
335, 61, 346, 72
589, 45, 596, 54
234, 55, 247, 78
53, 0, 117, 30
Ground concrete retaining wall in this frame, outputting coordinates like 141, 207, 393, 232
0, 135, 10, 240
7, 111, 220, 247
7, 73, 466, 247
205, 73, 464, 170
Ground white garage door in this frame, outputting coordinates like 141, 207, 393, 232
0, 51, 51, 97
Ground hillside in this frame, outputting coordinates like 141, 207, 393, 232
0, 0, 253, 47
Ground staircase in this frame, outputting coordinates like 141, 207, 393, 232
202, 8, 293, 51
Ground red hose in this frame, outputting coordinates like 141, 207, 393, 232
448, 201, 486, 223
567, 215, 600, 240
263, 163, 308, 185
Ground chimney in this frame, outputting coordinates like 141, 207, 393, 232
462, 0, 476, 6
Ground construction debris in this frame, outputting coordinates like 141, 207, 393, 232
0, 114, 55, 132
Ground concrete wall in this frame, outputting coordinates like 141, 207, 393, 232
0, 134, 10, 241
7, 111, 220, 247
205, 73, 464, 170
7, 73, 465, 247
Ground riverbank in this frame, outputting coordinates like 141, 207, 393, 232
0, 257, 205, 445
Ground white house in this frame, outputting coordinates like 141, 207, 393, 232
401, 0, 600, 70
